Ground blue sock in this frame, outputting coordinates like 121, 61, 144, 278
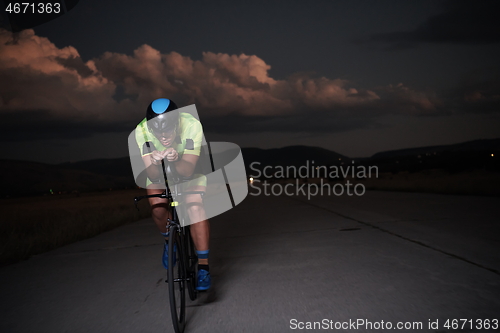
197, 250, 209, 272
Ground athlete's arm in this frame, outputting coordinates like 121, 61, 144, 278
141, 151, 164, 183
171, 115, 203, 178
174, 153, 199, 178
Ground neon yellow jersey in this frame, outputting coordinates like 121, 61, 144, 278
135, 112, 203, 158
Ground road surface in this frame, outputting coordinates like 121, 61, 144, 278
1, 190, 499, 332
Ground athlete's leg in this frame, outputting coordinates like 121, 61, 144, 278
184, 185, 211, 290
184, 185, 209, 254
146, 187, 176, 270
146, 187, 171, 234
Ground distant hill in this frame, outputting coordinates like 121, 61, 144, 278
371, 138, 500, 159
241, 145, 350, 170
56, 145, 350, 177
365, 138, 500, 174
58, 157, 133, 178
1, 138, 499, 197
0, 159, 134, 197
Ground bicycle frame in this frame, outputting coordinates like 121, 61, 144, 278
134, 159, 204, 333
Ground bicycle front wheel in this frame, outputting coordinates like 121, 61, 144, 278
185, 226, 198, 301
168, 225, 186, 333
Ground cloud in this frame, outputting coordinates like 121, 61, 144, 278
92, 45, 440, 119
1, 28, 495, 141
454, 69, 500, 114
0, 29, 147, 140
0, 30, 128, 119
360, 0, 500, 48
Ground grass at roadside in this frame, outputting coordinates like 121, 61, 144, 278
0, 189, 151, 266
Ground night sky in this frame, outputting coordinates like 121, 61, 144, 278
1, 0, 499, 163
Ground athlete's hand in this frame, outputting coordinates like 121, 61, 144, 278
162, 148, 179, 162
150, 150, 164, 165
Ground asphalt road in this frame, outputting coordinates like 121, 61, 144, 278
1, 190, 499, 333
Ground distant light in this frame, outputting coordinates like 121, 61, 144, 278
338, 158, 341, 160
249, 177, 254, 183
492, 154, 495, 157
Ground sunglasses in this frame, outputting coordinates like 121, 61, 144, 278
152, 128, 176, 138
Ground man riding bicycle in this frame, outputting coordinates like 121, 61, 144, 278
134, 98, 211, 290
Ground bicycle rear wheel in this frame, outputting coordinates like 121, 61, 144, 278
185, 226, 198, 301
168, 225, 186, 333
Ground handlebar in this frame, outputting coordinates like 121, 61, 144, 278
161, 158, 199, 184
134, 191, 205, 210
134, 159, 204, 210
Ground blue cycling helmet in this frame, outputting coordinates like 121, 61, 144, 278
146, 98, 179, 134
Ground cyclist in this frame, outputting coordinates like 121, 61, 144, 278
135, 98, 211, 291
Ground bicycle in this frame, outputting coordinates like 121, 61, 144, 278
134, 161, 204, 333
